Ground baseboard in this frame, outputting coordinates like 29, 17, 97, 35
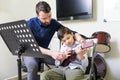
4, 73, 27, 80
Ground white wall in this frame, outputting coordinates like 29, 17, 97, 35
0, 0, 120, 80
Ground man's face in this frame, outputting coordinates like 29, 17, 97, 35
38, 11, 52, 26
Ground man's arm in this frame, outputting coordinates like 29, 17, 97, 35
39, 46, 63, 60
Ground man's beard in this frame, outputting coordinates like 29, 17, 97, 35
41, 22, 50, 26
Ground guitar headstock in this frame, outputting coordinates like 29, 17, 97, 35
82, 40, 94, 49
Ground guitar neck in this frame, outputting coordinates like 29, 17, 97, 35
82, 40, 94, 48
72, 40, 94, 51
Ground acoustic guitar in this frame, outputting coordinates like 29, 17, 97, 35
61, 40, 94, 67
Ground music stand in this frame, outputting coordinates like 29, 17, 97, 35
0, 20, 44, 80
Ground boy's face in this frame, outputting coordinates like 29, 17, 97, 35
61, 33, 75, 46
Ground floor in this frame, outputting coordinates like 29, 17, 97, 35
5, 73, 40, 80
22, 75, 40, 80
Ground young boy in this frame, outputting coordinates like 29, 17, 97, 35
41, 27, 89, 80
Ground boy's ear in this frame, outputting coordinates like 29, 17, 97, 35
73, 33, 76, 40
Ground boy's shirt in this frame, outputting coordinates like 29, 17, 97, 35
55, 41, 88, 72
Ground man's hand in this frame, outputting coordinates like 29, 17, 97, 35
39, 47, 66, 60
51, 51, 64, 60
51, 49, 72, 61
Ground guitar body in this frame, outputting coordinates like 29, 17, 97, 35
61, 54, 76, 67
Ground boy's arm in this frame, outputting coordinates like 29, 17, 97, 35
76, 47, 89, 68
75, 33, 86, 43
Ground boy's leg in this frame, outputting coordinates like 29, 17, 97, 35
40, 67, 64, 80
65, 68, 85, 80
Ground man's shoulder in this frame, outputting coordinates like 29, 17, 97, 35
27, 17, 38, 22
27, 17, 40, 26
51, 18, 59, 23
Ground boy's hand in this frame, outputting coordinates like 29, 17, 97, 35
75, 46, 87, 60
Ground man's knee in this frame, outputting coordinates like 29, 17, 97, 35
26, 63, 38, 72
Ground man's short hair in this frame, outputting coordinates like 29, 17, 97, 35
36, 1, 51, 15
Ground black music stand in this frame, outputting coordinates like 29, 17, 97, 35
0, 20, 44, 80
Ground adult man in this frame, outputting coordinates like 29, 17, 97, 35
23, 1, 84, 80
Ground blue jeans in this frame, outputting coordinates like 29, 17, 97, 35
23, 55, 55, 80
